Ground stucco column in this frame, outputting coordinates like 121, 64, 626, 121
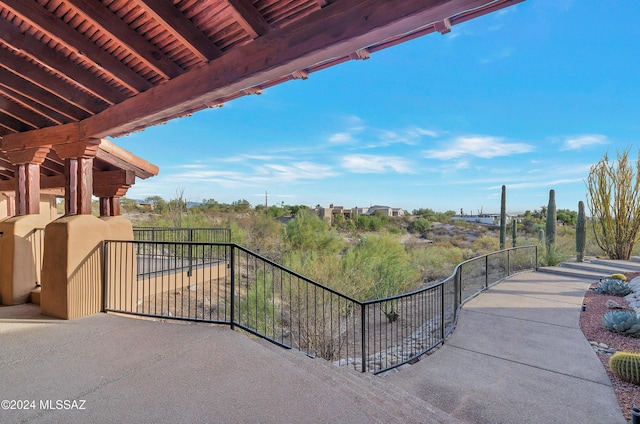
53, 139, 100, 215
4, 147, 50, 216
3, 192, 15, 217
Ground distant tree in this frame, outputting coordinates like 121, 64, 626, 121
409, 217, 431, 237
231, 199, 251, 213
120, 197, 139, 213
586, 148, 640, 260
556, 209, 578, 226
144, 195, 167, 214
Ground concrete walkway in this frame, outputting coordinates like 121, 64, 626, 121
385, 271, 626, 424
0, 304, 454, 424
0, 270, 625, 423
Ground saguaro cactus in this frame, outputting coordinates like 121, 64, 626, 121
576, 200, 586, 262
545, 189, 557, 252
500, 185, 506, 249
538, 228, 545, 244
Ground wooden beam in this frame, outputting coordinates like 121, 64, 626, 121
0, 0, 153, 94
0, 110, 35, 133
1, 123, 78, 151
0, 67, 90, 121
0, 19, 128, 105
0, 92, 56, 129
0, 47, 109, 115
226, 0, 271, 39
136, 0, 223, 62
2, 0, 520, 142
63, 0, 183, 80
78, 0, 516, 139
93, 169, 136, 188
96, 138, 159, 179
0, 85, 69, 126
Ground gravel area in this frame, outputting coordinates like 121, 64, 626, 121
579, 273, 640, 421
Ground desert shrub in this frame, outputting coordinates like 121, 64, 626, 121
338, 234, 419, 301
238, 272, 277, 338
284, 211, 342, 255
472, 235, 500, 254
411, 243, 465, 282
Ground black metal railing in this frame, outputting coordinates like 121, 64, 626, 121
133, 227, 231, 243
103, 240, 537, 374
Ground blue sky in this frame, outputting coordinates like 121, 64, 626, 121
113, 0, 640, 214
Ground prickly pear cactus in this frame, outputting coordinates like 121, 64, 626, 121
596, 279, 632, 296
602, 311, 640, 337
609, 351, 640, 384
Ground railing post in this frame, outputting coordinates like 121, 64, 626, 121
485, 255, 489, 289
457, 267, 462, 309
230, 245, 235, 330
102, 241, 109, 312
440, 284, 445, 343
507, 249, 511, 276
535, 245, 538, 270
187, 229, 193, 277
361, 303, 366, 373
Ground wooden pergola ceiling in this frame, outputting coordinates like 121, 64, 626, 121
0, 0, 522, 174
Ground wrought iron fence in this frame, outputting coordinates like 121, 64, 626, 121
104, 240, 537, 374
133, 227, 231, 243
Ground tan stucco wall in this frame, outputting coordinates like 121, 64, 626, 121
0, 214, 51, 305
40, 215, 133, 320
0, 197, 7, 220
40, 194, 58, 220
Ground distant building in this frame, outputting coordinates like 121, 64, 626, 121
451, 214, 510, 226
314, 203, 404, 223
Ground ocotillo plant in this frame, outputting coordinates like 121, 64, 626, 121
576, 200, 586, 262
500, 185, 506, 249
546, 189, 557, 252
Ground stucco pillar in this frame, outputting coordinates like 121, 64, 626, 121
53, 139, 100, 215
3, 192, 15, 217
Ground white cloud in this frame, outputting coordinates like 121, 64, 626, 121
223, 154, 285, 162
562, 134, 608, 150
341, 154, 414, 174
329, 132, 354, 144
423, 135, 533, 159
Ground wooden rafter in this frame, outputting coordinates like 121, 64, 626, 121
0, 0, 521, 199
0, 0, 153, 93
226, 0, 270, 39
0, 19, 128, 105
136, 0, 223, 62
63, 0, 183, 80
0, 46, 108, 115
